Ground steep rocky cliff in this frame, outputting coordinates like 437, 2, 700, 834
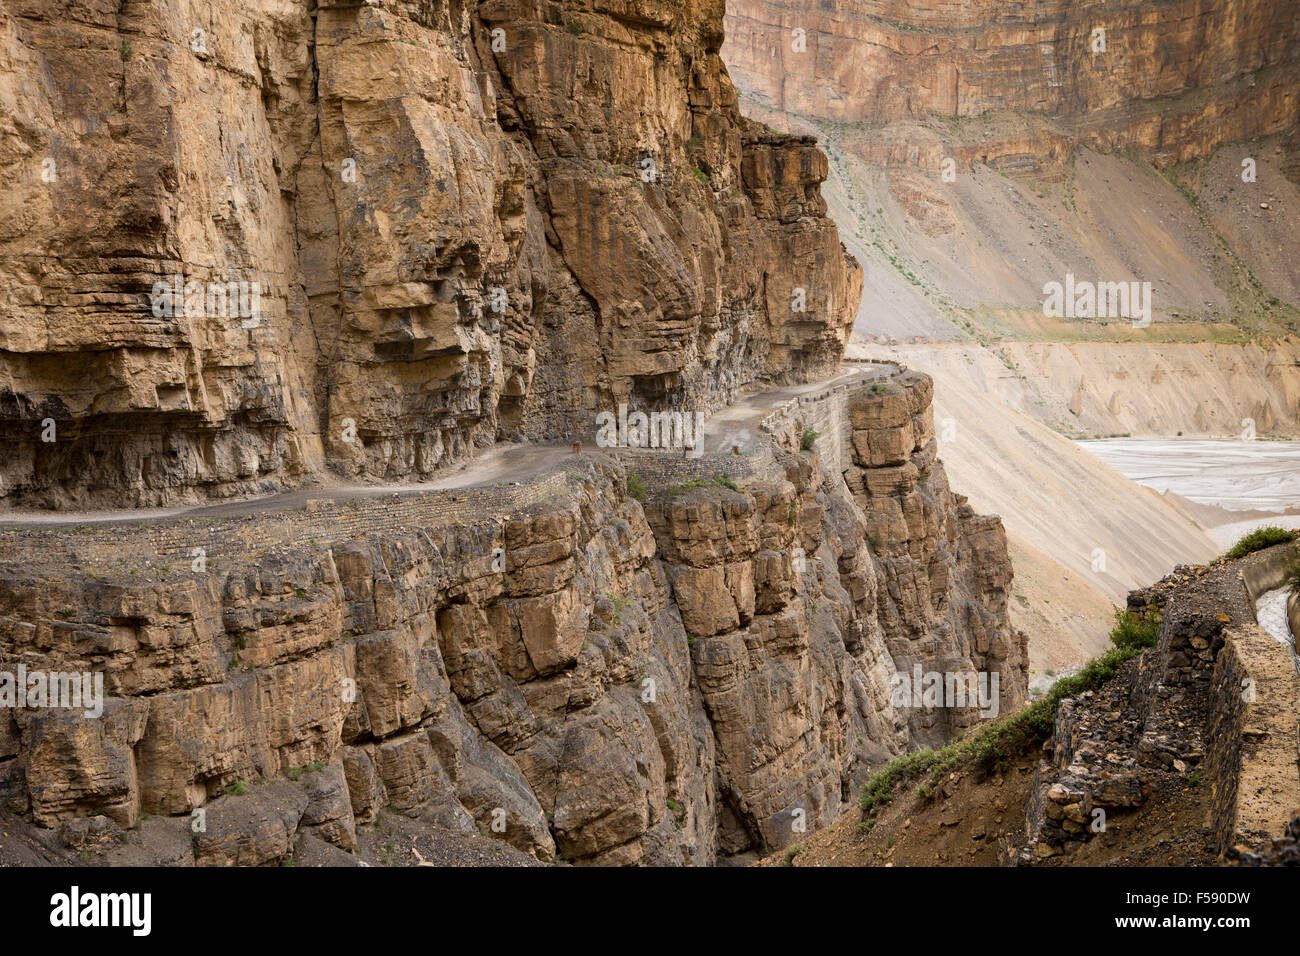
0, 0, 1032, 868
0, 0, 859, 508
0, 372, 1027, 865
841, 373, 1026, 745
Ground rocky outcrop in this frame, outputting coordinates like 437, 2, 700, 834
724, 0, 1300, 167
841, 373, 1028, 743
0, 372, 1027, 865
0, 0, 858, 508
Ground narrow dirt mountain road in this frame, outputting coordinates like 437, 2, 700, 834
0, 362, 898, 529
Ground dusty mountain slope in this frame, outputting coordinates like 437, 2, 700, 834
903, 349, 1183, 584
756, 110, 1300, 349
1005, 535, 1114, 676
824, 144, 1300, 338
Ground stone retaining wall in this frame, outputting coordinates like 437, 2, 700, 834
1206, 621, 1300, 856
1138, 545, 1300, 858
611, 362, 909, 496
611, 447, 779, 492
1024, 542, 1300, 860
1138, 546, 1300, 861
1241, 544, 1298, 601
1210, 543, 1300, 857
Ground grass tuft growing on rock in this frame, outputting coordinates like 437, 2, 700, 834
286, 760, 327, 782
626, 471, 647, 502
667, 473, 739, 495
856, 606, 1160, 833
1221, 526, 1296, 561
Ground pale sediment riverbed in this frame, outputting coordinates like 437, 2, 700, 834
1077, 438, 1300, 546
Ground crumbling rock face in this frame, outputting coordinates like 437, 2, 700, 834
643, 451, 909, 852
0, 462, 702, 863
0, 0, 859, 507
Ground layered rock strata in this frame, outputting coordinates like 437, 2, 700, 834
724, 0, 1300, 167
0, 373, 1027, 864
0, 0, 859, 508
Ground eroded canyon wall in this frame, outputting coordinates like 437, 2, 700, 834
724, 0, 1300, 167
0, 0, 859, 508
0, 374, 1027, 864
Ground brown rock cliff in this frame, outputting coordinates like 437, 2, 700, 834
0, 0, 859, 507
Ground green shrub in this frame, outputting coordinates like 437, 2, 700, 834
286, 760, 328, 782
801, 428, 819, 451
1108, 606, 1160, 651
1222, 526, 1296, 561
626, 472, 647, 501
606, 591, 627, 626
